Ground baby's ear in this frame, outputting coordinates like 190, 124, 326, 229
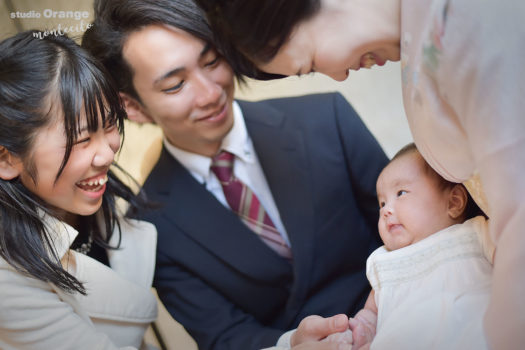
120, 92, 155, 124
448, 184, 468, 220
0, 146, 22, 180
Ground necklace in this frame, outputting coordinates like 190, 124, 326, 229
74, 233, 93, 255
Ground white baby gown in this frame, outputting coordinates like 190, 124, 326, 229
368, 216, 492, 350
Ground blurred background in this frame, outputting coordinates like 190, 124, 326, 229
1, 1, 412, 348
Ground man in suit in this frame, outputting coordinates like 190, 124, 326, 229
83, 1, 388, 349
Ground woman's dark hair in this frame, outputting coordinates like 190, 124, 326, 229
392, 143, 487, 221
82, 0, 215, 101
0, 30, 147, 295
196, 0, 320, 79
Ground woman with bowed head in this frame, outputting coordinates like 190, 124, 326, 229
195, 0, 525, 349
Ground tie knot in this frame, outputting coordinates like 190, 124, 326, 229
211, 150, 235, 183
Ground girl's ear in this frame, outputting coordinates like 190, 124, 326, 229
120, 92, 155, 124
448, 184, 468, 220
0, 146, 23, 180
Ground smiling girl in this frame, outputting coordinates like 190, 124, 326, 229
0, 31, 157, 349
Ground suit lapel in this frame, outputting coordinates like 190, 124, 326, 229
239, 100, 316, 306
150, 148, 291, 282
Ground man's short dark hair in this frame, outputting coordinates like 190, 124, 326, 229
82, 0, 213, 102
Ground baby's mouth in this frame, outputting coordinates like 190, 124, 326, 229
76, 174, 108, 192
388, 223, 403, 233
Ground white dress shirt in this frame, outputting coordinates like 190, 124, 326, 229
163, 101, 291, 246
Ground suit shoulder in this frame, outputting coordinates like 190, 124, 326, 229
141, 147, 175, 191
239, 92, 352, 124
257, 92, 345, 108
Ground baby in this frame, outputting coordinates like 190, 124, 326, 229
323, 143, 493, 349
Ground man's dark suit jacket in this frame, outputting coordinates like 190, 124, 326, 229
138, 93, 388, 350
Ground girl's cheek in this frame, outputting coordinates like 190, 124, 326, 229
108, 130, 121, 153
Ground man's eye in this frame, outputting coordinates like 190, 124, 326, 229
397, 190, 407, 197
162, 80, 184, 93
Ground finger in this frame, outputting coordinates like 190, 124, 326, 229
348, 317, 359, 330
293, 314, 350, 345
293, 341, 353, 350
304, 314, 349, 337
329, 314, 350, 333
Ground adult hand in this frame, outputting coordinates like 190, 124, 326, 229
322, 329, 353, 345
291, 314, 349, 346
291, 341, 353, 350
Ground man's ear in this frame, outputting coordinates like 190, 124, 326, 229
120, 92, 155, 124
448, 184, 468, 220
0, 146, 22, 180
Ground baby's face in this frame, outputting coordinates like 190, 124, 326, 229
376, 152, 455, 251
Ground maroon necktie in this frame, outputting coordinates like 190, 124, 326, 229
211, 151, 292, 260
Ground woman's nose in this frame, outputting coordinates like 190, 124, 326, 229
325, 69, 349, 82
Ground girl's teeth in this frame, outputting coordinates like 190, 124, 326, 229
78, 175, 108, 187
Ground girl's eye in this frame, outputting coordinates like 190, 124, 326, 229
397, 190, 407, 197
104, 124, 117, 132
162, 80, 184, 94
379, 201, 385, 209
75, 137, 90, 145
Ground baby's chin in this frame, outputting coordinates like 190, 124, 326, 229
383, 237, 412, 251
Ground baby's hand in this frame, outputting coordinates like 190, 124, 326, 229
349, 309, 377, 349
322, 329, 353, 345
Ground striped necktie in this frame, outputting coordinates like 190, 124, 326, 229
210, 151, 292, 260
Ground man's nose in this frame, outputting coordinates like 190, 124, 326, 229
194, 73, 222, 107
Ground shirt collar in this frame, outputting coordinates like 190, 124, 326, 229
41, 211, 78, 260
163, 101, 255, 184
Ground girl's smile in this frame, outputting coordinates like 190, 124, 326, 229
76, 173, 109, 198
18, 115, 120, 221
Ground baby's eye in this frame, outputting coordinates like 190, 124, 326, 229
379, 201, 385, 209
397, 190, 407, 197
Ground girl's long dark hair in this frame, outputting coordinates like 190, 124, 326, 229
0, 30, 147, 295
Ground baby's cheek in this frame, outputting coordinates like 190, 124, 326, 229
378, 221, 388, 240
